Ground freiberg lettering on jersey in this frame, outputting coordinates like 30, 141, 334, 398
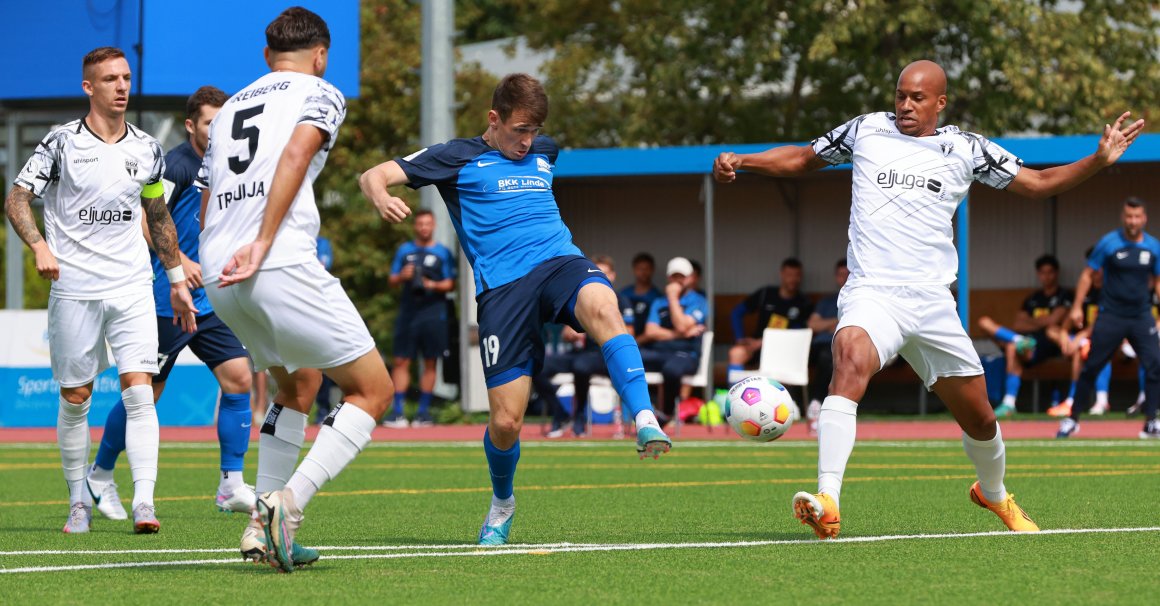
876, 169, 943, 194
231, 81, 291, 103
79, 207, 133, 225
217, 180, 267, 210
497, 176, 549, 191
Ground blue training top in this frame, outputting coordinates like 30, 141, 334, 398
152, 141, 211, 317
1088, 229, 1160, 317
395, 136, 583, 295
645, 289, 709, 354
391, 240, 457, 316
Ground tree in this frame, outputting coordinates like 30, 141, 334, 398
508, 0, 1158, 147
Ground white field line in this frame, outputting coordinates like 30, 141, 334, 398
1, 439, 1158, 451
2, 527, 1158, 574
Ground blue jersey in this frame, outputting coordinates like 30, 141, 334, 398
1088, 229, 1160, 317
619, 284, 662, 335
395, 136, 583, 295
152, 141, 211, 317
646, 289, 709, 354
391, 240, 457, 316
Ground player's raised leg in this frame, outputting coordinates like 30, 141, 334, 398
934, 375, 1038, 531
792, 325, 876, 539
477, 376, 529, 546
572, 281, 669, 458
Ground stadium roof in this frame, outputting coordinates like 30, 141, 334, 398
555, 133, 1160, 179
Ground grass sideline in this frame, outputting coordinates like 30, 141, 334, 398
1, 440, 1158, 604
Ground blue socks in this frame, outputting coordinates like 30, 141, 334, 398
418, 392, 433, 416
217, 392, 251, 472
483, 428, 519, 499
994, 326, 1019, 344
1004, 373, 1021, 399
601, 333, 652, 418
94, 398, 128, 470
1067, 381, 1077, 400
393, 392, 405, 417
1097, 362, 1112, 393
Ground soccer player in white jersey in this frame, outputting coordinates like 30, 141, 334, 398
5, 47, 198, 534
196, 7, 391, 573
713, 60, 1144, 539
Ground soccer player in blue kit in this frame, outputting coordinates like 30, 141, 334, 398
359, 73, 670, 546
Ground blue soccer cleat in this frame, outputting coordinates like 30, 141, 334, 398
636, 425, 672, 460
477, 513, 515, 546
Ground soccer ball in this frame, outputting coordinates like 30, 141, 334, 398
724, 376, 795, 442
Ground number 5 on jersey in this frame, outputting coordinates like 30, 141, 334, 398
229, 104, 265, 174
480, 335, 500, 368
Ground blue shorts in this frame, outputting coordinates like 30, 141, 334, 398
476, 255, 611, 388
156, 313, 249, 382
394, 308, 449, 361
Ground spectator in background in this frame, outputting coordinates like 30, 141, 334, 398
806, 258, 849, 432
1045, 248, 1112, 417
384, 209, 457, 428
620, 253, 662, 338
976, 254, 1072, 417
639, 257, 708, 424
534, 256, 634, 437
727, 258, 813, 386
313, 236, 338, 424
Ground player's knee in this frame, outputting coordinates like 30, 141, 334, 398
61, 387, 92, 405
963, 412, 997, 441
490, 414, 523, 439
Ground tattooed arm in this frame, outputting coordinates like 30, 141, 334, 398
143, 194, 198, 332
4, 185, 59, 280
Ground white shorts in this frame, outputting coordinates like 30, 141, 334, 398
836, 284, 982, 390
48, 290, 158, 388
206, 262, 376, 373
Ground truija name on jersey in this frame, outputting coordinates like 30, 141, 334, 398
876, 169, 943, 194
217, 180, 266, 210
79, 207, 133, 225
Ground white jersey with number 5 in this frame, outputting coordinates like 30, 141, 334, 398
197, 71, 346, 282
812, 112, 1022, 287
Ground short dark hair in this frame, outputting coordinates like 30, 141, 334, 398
689, 259, 702, 276
413, 209, 434, 220
266, 6, 331, 52
82, 47, 125, 78
632, 252, 655, 267
781, 257, 803, 270
591, 255, 615, 270
185, 86, 227, 121
492, 73, 548, 124
835, 257, 847, 270
1035, 254, 1060, 272
1124, 196, 1147, 211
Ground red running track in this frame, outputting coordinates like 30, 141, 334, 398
0, 419, 1149, 443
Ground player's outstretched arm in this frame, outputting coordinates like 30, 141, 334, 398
713, 145, 828, 183
144, 193, 198, 332
1069, 267, 1095, 329
219, 124, 324, 287
1007, 112, 1145, 199
358, 160, 412, 223
4, 185, 58, 281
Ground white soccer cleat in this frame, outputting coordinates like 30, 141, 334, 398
256, 488, 304, 573
132, 503, 160, 534
216, 484, 257, 513
86, 475, 128, 521
1089, 401, 1109, 416
62, 502, 92, 534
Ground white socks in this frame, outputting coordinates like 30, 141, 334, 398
220, 470, 244, 493
57, 396, 92, 505
256, 404, 307, 494
488, 495, 516, 526
286, 402, 376, 509
634, 410, 660, 429
122, 385, 159, 508
817, 395, 858, 508
962, 423, 1007, 504
1001, 394, 1016, 407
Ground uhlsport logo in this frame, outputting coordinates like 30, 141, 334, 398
876, 169, 942, 194
79, 206, 133, 225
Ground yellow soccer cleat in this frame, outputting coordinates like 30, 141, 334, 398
792, 491, 841, 539
969, 481, 1039, 532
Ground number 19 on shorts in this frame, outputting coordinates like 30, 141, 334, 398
480, 335, 500, 368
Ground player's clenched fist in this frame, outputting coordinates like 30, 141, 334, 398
713, 152, 741, 183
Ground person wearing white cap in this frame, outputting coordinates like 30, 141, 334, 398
638, 257, 708, 423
